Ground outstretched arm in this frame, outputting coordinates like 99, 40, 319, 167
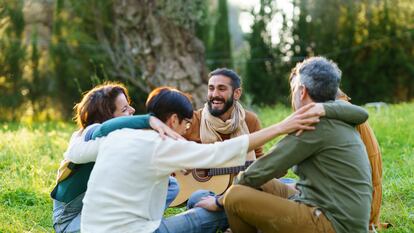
92, 115, 182, 140
64, 125, 102, 163
65, 116, 152, 163
246, 103, 320, 152
91, 115, 151, 139
65, 115, 182, 164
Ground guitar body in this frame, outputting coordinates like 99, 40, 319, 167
170, 171, 232, 207
170, 161, 254, 207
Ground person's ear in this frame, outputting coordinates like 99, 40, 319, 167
165, 113, 178, 128
233, 88, 242, 101
300, 86, 308, 101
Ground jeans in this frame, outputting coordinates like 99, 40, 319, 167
155, 189, 228, 233
52, 176, 180, 233
165, 176, 180, 209
52, 193, 84, 233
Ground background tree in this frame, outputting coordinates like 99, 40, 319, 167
23, 0, 54, 119
98, 0, 209, 107
208, 0, 233, 69
1, 0, 414, 120
289, 0, 414, 104
49, 0, 114, 118
0, 1, 26, 120
244, 0, 289, 105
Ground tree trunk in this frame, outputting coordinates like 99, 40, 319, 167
100, 0, 208, 108
22, 0, 53, 49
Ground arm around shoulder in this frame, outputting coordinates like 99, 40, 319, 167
323, 100, 368, 125
64, 128, 102, 163
92, 115, 151, 139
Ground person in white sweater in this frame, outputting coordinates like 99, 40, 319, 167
81, 87, 322, 233
51, 83, 181, 233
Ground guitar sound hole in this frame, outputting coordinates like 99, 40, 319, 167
192, 169, 212, 182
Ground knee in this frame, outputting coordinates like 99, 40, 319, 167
168, 176, 180, 196
223, 185, 248, 210
187, 189, 215, 209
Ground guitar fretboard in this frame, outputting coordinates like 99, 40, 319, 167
207, 160, 254, 176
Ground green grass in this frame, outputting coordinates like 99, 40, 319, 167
0, 103, 413, 232
0, 122, 74, 232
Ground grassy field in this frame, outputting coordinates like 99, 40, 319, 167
0, 103, 413, 232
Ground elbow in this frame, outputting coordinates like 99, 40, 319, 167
363, 109, 369, 122
63, 150, 78, 163
93, 125, 107, 139
358, 109, 369, 124
238, 173, 262, 189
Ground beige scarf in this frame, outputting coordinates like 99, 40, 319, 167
200, 102, 256, 160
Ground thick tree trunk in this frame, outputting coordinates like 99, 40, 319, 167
101, 0, 208, 108
22, 0, 53, 48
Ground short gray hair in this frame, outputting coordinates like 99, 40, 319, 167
296, 56, 341, 102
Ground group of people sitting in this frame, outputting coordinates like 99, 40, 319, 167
50, 56, 383, 233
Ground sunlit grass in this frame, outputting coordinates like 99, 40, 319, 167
0, 103, 413, 232
0, 122, 74, 233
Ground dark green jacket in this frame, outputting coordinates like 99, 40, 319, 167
236, 101, 372, 233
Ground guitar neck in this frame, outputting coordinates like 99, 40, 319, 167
207, 161, 254, 176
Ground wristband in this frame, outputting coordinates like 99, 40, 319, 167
215, 195, 224, 209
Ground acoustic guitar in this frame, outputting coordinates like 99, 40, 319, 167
170, 160, 254, 207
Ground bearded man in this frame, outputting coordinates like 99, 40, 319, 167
184, 68, 263, 160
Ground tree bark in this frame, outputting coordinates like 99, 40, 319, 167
22, 0, 53, 49
102, 0, 208, 108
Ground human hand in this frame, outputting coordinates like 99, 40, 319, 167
278, 103, 321, 136
180, 169, 192, 175
306, 103, 325, 116
194, 196, 222, 212
149, 116, 184, 140
295, 103, 325, 136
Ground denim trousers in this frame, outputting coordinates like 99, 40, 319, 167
155, 189, 228, 233
52, 176, 180, 233
165, 176, 180, 209
52, 193, 84, 233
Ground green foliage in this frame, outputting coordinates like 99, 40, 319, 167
244, 0, 414, 106
49, 0, 116, 118
208, 0, 233, 69
0, 0, 212, 120
0, 0, 413, 120
244, 0, 290, 105
195, 0, 214, 68
289, 0, 414, 104
0, 0, 156, 120
1, 104, 413, 232
0, 1, 26, 120
195, 1, 211, 47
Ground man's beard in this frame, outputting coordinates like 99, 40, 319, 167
207, 94, 234, 117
